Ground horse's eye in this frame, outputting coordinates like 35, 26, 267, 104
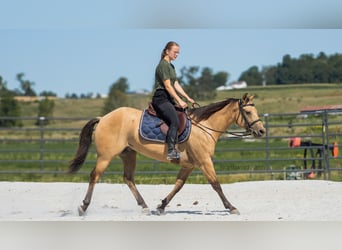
246, 111, 251, 115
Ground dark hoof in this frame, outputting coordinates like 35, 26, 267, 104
155, 206, 165, 216
78, 206, 86, 216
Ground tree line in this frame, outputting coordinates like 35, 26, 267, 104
1, 52, 341, 126
239, 52, 342, 86
103, 52, 342, 112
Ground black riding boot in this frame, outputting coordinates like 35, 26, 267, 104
166, 126, 180, 160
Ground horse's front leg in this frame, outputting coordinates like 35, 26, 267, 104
156, 166, 194, 214
200, 161, 240, 214
211, 181, 239, 214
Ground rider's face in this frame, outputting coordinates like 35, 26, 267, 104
167, 46, 180, 61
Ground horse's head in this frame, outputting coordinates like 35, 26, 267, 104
236, 93, 266, 138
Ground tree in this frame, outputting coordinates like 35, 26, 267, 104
327, 53, 342, 82
0, 76, 8, 93
312, 55, 330, 83
40, 91, 57, 97
36, 97, 55, 125
262, 52, 342, 85
239, 66, 263, 86
179, 66, 199, 100
179, 66, 228, 101
110, 77, 129, 92
198, 67, 216, 99
65, 93, 78, 99
0, 92, 21, 127
102, 77, 129, 114
278, 55, 293, 84
213, 71, 229, 89
16, 73, 37, 96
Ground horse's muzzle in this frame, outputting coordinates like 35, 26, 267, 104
250, 123, 266, 138
252, 128, 266, 138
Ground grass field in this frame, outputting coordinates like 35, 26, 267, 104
1, 138, 341, 183
1, 83, 342, 183
18, 83, 342, 117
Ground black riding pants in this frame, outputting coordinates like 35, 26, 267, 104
152, 101, 179, 144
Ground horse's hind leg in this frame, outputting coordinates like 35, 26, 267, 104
120, 148, 149, 213
156, 166, 194, 214
78, 157, 110, 216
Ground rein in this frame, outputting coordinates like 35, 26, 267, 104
188, 99, 261, 138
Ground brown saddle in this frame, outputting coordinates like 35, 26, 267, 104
147, 102, 188, 135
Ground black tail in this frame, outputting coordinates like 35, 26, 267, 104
68, 118, 100, 174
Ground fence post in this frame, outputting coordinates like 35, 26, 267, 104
263, 113, 271, 177
322, 111, 331, 180
39, 116, 45, 172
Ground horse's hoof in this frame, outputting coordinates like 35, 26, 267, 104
78, 206, 86, 216
230, 208, 240, 215
155, 207, 165, 216
142, 207, 151, 215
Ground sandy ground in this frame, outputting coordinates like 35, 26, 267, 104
0, 180, 341, 221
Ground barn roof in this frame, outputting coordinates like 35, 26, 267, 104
300, 105, 342, 113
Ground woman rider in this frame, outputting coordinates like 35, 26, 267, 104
151, 41, 195, 160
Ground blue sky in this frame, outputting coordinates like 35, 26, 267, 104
1, 0, 342, 97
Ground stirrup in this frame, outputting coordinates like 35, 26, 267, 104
166, 150, 180, 160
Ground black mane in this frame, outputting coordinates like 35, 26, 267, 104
190, 98, 238, 122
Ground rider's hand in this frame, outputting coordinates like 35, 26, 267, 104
187, 98, 195, 105
178, 100, 188, 109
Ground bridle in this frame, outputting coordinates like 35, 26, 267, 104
237, 99, 262, 134
189, 99, 261, 138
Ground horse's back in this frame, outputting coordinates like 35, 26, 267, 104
94, 107, 142, 145
98, 106, 142, 129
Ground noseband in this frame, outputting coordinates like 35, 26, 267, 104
238, 100, 261, 133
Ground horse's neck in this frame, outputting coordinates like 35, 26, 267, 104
205, 102, 237, 137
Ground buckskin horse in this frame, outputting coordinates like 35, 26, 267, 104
68, 93, 266, 216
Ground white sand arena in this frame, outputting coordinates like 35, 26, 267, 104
1, 180, 341, 221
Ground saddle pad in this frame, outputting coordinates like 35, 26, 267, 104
139, 109, 191, 143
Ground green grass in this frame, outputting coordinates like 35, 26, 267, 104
18, 83, 342, 119
1, 137, 341, 183
216, 83, 342, 114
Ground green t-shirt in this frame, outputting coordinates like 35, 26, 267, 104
154, 59, 177, 90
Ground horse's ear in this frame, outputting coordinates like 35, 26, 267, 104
242, 93, 249, 104
242, 93, 255, 104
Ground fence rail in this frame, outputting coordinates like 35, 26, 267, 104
0, 110, 341, 180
